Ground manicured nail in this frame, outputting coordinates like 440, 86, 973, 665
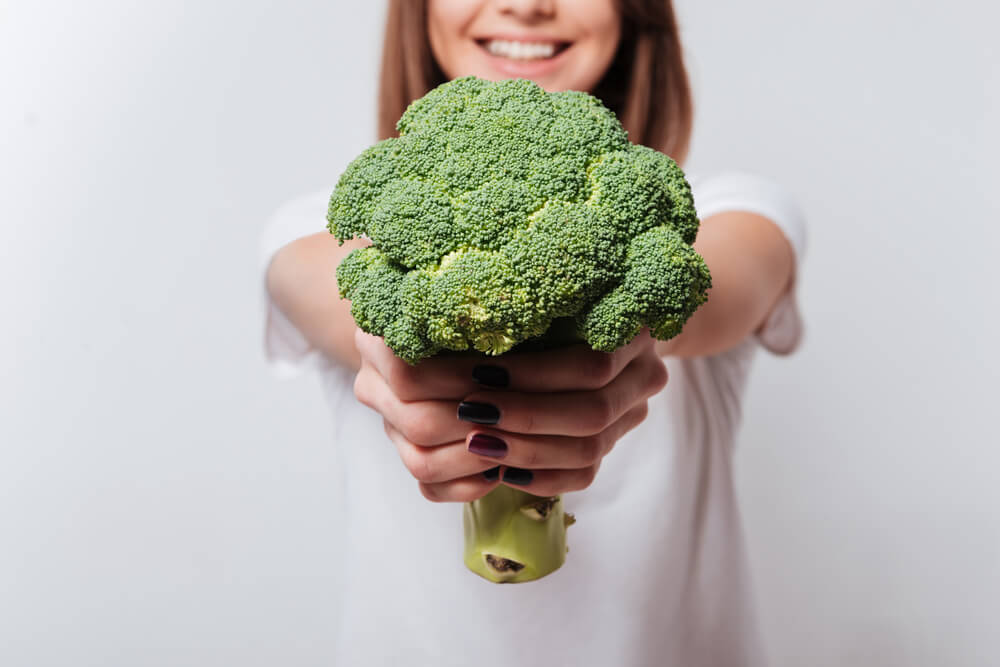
483, 466, 501, 482
458, 401, 500, 425
472, 364, 509, 388
502, 467, 533, 486
468, 433, 508, 459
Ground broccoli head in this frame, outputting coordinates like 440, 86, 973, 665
328, 76, 710, 363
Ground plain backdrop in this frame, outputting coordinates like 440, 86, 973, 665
2, 1, 997, 665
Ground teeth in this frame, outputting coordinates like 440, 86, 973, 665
485, 39, 557, 61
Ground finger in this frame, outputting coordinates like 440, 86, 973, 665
418, 472, 501, 503
384, 421, 499, 484
464, 402, 649, 470
496, 462, 602, 497
460, 354, 667, 436
466, 330, 656, 393
353, 360, 470, 446
355, 329, 487, 401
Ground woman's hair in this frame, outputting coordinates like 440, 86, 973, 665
377, 0, 693, 162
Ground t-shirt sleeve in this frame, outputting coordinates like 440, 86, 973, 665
689, 171, 808, 355
259, 190, 332, 377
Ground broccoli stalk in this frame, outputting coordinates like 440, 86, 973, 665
328, 77, 710, 583
464, 485, 575, 583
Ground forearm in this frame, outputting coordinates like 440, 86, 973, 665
656, 211, 795, 359
265, 233, 368, 371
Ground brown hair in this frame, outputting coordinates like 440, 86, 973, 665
377, 0, 693, 162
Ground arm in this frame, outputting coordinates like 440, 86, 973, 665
656, 211, 796, 358
265, 233, 368, 371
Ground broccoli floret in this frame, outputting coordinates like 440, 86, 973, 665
328, 76, 709, 364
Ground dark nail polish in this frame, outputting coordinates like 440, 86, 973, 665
472, 364, 509, 388
468, 433, 508, 459
457, 401, 500, 425
483, 466, 501, 482
502, 467, 533, 486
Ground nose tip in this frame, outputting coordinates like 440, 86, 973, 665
497, 0, 556, 20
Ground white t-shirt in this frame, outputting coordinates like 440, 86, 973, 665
259, 171, 806, 667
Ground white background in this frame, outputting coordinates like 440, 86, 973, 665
2, 1, 997, 665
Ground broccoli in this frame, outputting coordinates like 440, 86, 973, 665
327, 77, 710, 583
329, 76, 709, 364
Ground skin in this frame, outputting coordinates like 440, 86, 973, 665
427, 0, 620, 93
265, 0, 795, 502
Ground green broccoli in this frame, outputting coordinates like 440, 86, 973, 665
327, 77, 710, 583
330, 77, 709, 363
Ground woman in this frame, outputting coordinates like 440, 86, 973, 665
262, 1, 805, 664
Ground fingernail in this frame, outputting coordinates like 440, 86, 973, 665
483, 466, 501, 482
472, 364, 509, 388
457, 401, 500, 425
468, 433, 508, 459
502, 467, 533, 486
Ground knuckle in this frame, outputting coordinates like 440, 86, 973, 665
579, 435, 605, 466
399, 408, 438, 446
578, 465, 599, 490
353, 370, 374, 408
647, 357, 669, 393
355, 329, 385, 362
555, 466, 599, 494
353, 327, 368, 354
583, 352, 617, 388
584, 392, 617, 433
400, 445, 436, 483
386, 361, 419, 400
418, 482, 442, 503
638, 329, 657, 350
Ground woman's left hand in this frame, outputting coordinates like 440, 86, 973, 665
353, 328, 668, 502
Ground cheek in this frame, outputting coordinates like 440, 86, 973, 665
576, 0, 620, 31
561, 1, 621, 91
427, 0, 482, 79
587, 30, 621, 77
565, 36, 620, 93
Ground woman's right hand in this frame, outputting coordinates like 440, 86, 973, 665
351, 328, 666, 503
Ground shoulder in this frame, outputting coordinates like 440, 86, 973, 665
687, 170, 808, 263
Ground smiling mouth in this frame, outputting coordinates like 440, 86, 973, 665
477, 38, 571, 61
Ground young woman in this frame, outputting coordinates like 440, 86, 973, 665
262, 1, 805, 664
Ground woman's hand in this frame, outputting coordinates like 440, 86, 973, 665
352, 328, 668, 503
